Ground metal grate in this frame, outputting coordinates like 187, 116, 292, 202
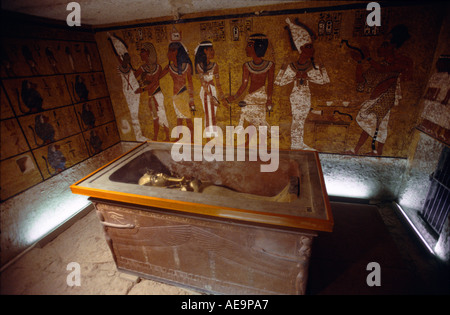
421, 146, 450, 235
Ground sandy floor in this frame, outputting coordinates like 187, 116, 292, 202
2, 201, 448, 295
0, 209, 200, 295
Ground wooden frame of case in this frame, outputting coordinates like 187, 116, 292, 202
71, 141, 333, 232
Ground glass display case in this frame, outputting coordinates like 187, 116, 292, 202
71, 141, 333, 232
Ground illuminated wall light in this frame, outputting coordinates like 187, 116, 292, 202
319, 154, 405, 201
397, 194, 417, 210
393, 201, 436, 256
434, 233, 449, 262
25, 195, 90, 244
397, 185, 428, 211
323, 176, 371, 199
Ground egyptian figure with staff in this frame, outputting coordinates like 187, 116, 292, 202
108, 33, 148, 141
275, 18, 330, 151
194, 41, 227, 138
134, 42, 170, 141
107, 32, 148, 141
226, 33, 274, 145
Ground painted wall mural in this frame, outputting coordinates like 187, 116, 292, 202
0, 24, 120, 200
275, 18, 331, 150
95, 3, 444, 158
417, 55, 450, 146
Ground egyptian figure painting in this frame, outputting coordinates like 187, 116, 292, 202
96, 3, 444, 158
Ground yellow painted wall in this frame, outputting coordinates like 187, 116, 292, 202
95, 2, 446, 157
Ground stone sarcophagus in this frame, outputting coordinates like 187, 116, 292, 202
71, 141, 333, 294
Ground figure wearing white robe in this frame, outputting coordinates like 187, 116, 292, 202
197, 63, 219, 137
108, 33, 148, 141
275, 62, 329, 150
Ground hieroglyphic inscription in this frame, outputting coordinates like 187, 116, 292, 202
154, 26, 167, 43
229, 19, 252, 41
200, 21, 226, 42
317, 12, 342, 41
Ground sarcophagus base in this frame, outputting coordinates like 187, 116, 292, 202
94, 200, 316, 295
